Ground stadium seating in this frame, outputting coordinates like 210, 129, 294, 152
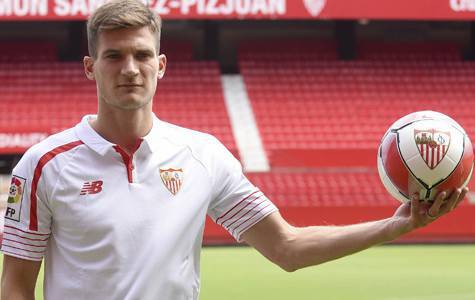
0, 41, 58, 62
0, 59, 237, 155
246, 171, 396, 207
161, 40, 195, 61
357, 41, 462, 61
239, 41, 475, 167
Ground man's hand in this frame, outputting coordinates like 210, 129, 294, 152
391, 187, 469, 236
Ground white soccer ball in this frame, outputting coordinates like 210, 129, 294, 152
378, 111, 474, 203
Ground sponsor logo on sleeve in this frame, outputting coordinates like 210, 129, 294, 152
5, 175, 26, 221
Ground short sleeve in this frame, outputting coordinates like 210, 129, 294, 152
1, 152, 52, 261
207, 139, 277, 242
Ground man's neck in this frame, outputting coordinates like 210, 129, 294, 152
90, 105, 153, 154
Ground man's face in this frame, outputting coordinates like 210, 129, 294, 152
84, 26, 166, 111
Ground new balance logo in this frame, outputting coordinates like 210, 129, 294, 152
80, 181, 103, 195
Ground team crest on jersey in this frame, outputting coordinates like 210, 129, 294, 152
414, 129, 451, 169
160, 168, 184, 195
5, 175, 26, 221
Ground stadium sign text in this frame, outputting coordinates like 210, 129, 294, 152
153, 0, 286, 16
0, 0, 48, 16
450, 0, 475, 11
3, 0, 475, 19
0, 0, 286, 17
0, 133, 48, 149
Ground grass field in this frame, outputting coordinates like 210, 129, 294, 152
1, 245, 474, 299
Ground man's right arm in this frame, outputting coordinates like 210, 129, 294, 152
1, 255, 42, 300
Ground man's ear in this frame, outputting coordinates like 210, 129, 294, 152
158, 54, 167, 80
84, 56, 95, 80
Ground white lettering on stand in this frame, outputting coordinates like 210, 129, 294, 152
450, 0, 475, 11
0, 0, 47, 16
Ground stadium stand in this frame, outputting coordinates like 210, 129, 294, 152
247, 171, 395, 207
0, 41, 58, 62
239, 40, 475, 168
0, 43, 238, 156
202, 40, 475, 244
357, 41, 462, 61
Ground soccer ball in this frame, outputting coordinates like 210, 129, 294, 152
377, 111, 474, 203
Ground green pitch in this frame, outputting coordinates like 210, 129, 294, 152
201, 245, 475, 300
1, 245, 474, 299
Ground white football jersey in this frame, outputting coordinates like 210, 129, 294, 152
1, 114, 277, 299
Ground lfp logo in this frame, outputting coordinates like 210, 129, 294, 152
8, 176, 23, 203
5, 175, 26, 221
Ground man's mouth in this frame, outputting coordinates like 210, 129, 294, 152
118, 84, 142, 87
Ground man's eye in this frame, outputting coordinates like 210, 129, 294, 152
136, 53, 151, 59
106, 54, 120, 59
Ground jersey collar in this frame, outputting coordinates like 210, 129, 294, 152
74, 114, 162, 156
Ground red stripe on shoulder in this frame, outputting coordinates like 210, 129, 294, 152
30, 140, 84, 231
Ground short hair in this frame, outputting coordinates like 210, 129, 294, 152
87, 0, 162, 59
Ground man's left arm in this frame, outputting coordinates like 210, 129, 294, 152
241, 188, 468, 272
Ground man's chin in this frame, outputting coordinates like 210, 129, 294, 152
112, 97, 151, 111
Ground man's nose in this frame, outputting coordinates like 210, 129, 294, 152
121, 56, 139, 77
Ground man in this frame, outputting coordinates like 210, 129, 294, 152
0, 0, 469, 299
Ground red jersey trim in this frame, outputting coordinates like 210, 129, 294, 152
221, 199, 268, 229
215, 190, 260, 224
232, 203, 273, 236
220, 196, 264, 227
2, 244, 45, 254
4, 225, 50, 236
2, 238, 47, 249
3, 231, 50, 242
113, 140, 142, 184
30, 140, 84, 231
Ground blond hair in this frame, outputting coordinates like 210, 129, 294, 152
87, 0, 162, 58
